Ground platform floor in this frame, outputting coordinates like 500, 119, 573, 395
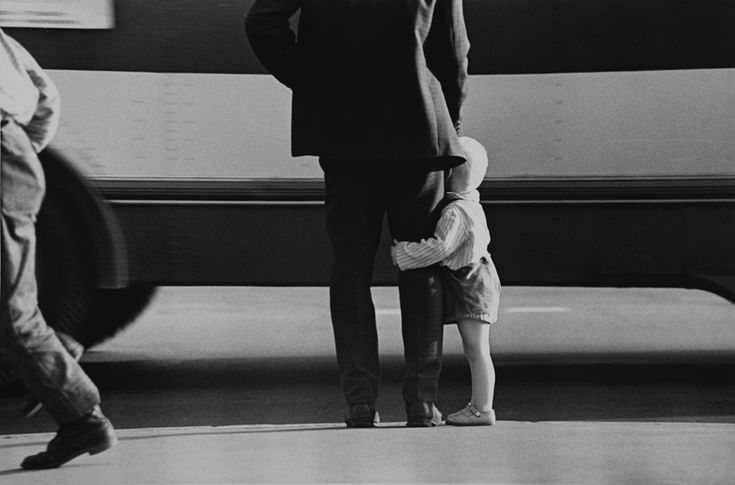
1, 420, 734, 484
2, 287, 734, 483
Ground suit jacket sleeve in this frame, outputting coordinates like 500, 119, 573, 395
245, 0, 301, 89
424, 0, 470, 133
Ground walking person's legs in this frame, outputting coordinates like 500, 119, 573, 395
1, 119, 116, 469
22, 331, 86, 418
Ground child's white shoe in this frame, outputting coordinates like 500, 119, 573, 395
446, 403, 496, 426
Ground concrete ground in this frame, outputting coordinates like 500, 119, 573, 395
1, 420, 734, 484
1, 286, 734, 483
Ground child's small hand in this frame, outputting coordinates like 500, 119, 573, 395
390, 242, 398, 266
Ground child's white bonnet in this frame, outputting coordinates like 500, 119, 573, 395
457, 136, 488, 190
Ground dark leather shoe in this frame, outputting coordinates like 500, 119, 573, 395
21, 407, 117, 470
406, 401, 443, 427
344, 403, 379, 428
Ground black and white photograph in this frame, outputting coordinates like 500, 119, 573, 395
1, 0, 734, 483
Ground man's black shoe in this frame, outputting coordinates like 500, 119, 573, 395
344, 403, 379, 428
20, 407, 117, 470
406, 401, 443, 427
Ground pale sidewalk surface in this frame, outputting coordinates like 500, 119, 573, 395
1, 421, 733, 484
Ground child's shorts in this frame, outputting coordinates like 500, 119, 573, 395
443, 256, 501, 325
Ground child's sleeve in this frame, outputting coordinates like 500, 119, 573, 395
393, 206, 466, 270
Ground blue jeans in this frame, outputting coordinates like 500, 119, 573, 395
1, 118, 99, 425
321, 160, 445, 406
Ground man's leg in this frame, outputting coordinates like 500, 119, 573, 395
22, 332, 85, 417
1, 119, 116, 468
322, 162, 385, 425
386, 168, 445, 425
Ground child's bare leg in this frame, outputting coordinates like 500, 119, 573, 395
457, 319, 495, 412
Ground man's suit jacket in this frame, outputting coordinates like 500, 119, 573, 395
246, 0, 470, 169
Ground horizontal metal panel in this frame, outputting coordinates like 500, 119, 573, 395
94, 176, 735, 202
112, 199, 735, 304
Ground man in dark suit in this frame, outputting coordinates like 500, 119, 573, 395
246, 0, 470, 427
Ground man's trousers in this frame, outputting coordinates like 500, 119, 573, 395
321, 160, 445, 406
1, 118, 99, 425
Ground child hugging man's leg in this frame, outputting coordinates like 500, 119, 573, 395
392, 136, 501, 426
